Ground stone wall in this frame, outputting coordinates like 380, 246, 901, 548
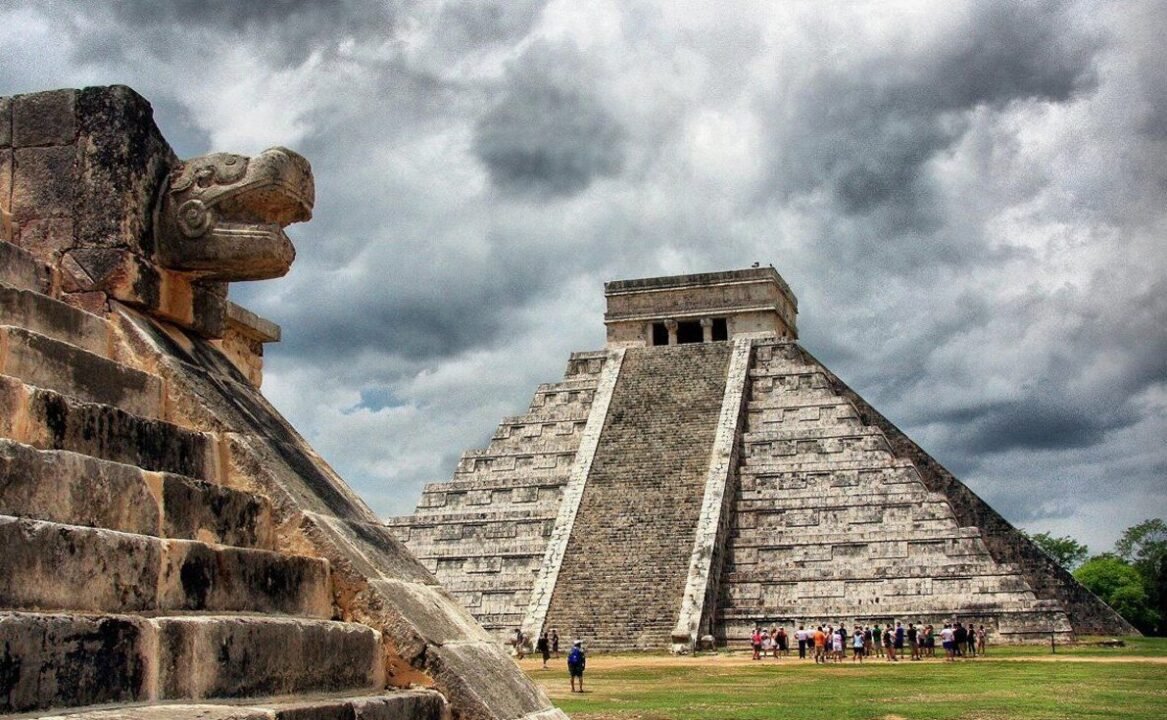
540, 343, 733, 651
716, 341, 1109, 643
811, 346, 1136, 636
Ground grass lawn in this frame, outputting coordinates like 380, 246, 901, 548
521, 637, 1167, 720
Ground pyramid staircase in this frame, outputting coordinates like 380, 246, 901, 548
0, 239, 563, 719
385, 351, 606, 637
540, 343, 733, 651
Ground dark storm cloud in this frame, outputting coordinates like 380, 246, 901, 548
760, 0, 1100, 231
954, 396, 1136, 454
70, 0, 398, 66
473, 43, 626, 198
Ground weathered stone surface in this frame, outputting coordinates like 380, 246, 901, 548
0, 325, 163, 418
0, 95, 11, 148
11, 145, 77, 224
0, 375, 220, 481
156, 617, 381, 700
1, 149, 11, 242
73, 85, 175, 256
541, 343, 732, 651
0, 515, 162, 612
426, 642, 557, 720
34, 691, 448, 720
0, 284, 110, 356
0, 612, 152, 714
0, 236, 50, 291
366, 579, 492, 646
161, 473, 275, 549
13, 89, 77, 147
159, 541, 332, 617
0, 439, 161, 535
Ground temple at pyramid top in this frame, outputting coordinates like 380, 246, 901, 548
604, 267, 798, 346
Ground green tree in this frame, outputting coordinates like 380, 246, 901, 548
1115, 519, 1167, 572
1027, 531, 1088, 570
1074, 554, 1157, 633
1114, 519, 1166, 635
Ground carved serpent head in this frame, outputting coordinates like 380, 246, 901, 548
156, 147, 314, 281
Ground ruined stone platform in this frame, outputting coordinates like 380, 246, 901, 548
389, 268, 1134, 651
1, 86, 565, 720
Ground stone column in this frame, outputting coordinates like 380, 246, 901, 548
700, 317, 713, 343
665, 319, 678, 346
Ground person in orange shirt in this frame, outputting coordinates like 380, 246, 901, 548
813, 626, 827, 664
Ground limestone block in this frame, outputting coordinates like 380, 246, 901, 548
156, 617, 381, 700
1, 150, 11, 233
0, 439, 161, 535
161, 474, 275, 548
0, 285, 109, 356
12, 89, 77, 147
367, 579, 493, 646
12, 145, 77, 224
0, 376, 218, 480
0, 96, 10, 148
0, 516, 162, 612
38, 706, 270, 720
74, 85, 175, 255
0, 612, 152, 714
158, 541, 331, 617
0, 325, 164, 418
261, 691, 448, 720
0, 239, 50, 292
427, 642, 562, 720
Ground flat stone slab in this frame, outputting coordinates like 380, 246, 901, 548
156, 616, 381, 700
0, 516, 331, 617
0, 612, 151, 714
0, 285, 109, 357
33, 690, 447, 720
0, 325, 163, 418
0, 375, 219, 481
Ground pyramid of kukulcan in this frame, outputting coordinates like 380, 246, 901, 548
390, 267, 1135, 651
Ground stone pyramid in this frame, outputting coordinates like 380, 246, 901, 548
389, 268, 1135, 652
0, 86, 565, 719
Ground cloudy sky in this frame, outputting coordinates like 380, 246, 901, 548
2, 0, 1163, 554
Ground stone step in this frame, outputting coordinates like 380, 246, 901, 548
0, 515, 331, 617
0, 239, 51, 293
0, 326, 165, 419
1, 283, 111, 358
0, 375, 221, 482
0, 613, 382, 714
156, 616, 382, 700
0, 438, 274, 548
35, 690, 447, 720
743, 426, 884, 444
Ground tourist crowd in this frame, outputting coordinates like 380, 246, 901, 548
750, 621, 986, 662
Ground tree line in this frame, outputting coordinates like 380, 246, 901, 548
1026, 519, 1166, 636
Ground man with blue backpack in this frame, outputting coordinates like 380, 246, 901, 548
568, 640, 586, 692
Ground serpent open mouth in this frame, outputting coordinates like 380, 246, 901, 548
157, 147, 315, 281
